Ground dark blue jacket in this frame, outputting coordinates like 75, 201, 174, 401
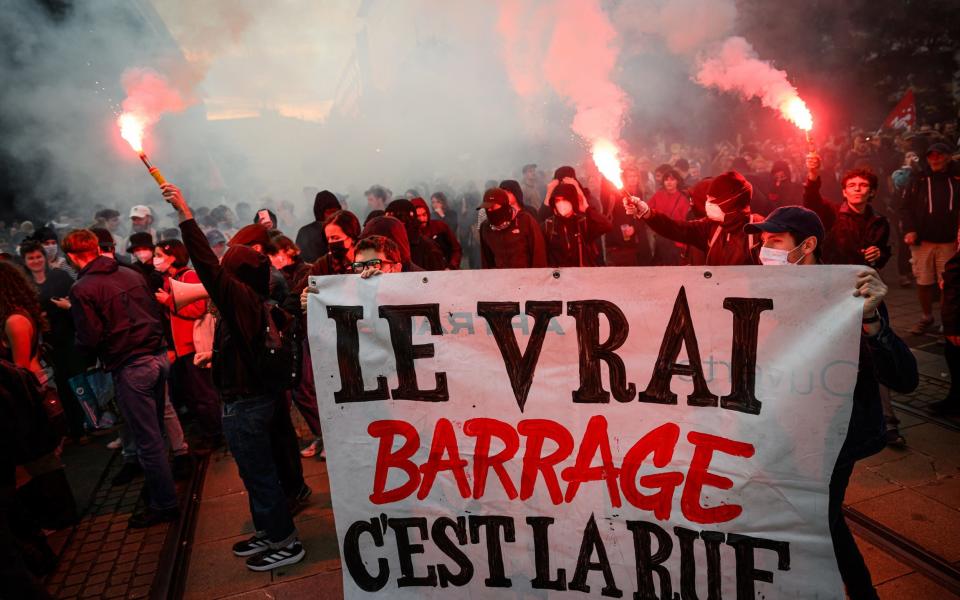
841, 304, 918, 464
69, 256, 166, 371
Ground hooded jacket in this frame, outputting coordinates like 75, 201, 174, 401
541, 206, 612, 267
295, 191, 341, 262
803, 176, 891, 268
361, 216, 425, 272
643, 171, 760, 266
480, 210, 547, 269
899, 169, 960, 243
69, 256, 166, 371
644, 211, 760, 266
180, 218, 274, 400
411, 198, 462, 269
385, 199, 447, 271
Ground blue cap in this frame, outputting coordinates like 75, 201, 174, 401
744, 206, 825, 245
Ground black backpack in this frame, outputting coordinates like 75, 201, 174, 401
255, 300, 302, 391
0, 358, 62, 464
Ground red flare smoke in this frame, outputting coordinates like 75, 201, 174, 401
696, 37, 813, 133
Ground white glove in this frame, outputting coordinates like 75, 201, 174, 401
624, 196, 650, 218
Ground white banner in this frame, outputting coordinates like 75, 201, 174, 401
307, 266, 863, 599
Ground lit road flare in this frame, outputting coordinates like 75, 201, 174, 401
117, 112, 166, 186
592, 139, 623, 190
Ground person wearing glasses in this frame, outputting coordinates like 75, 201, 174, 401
352, 235, 404, 278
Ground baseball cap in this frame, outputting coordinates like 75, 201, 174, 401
744, 206, 825, 246
926, 142, 953, 156
478, 188, 510, 210
130, 205, 152, 219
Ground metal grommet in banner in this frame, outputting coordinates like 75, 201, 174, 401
552, 271, 560, 279
703, 271, 713, 279
422, 277, 429, 283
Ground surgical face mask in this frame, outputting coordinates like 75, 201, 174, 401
705, 201, 725, 222
153, 256, 173, 272
554, 199, 574, 218
759, 243, 803, 266
134, 249, 154, 264
43, 244, 59, 260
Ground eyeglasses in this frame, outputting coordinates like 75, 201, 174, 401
351, 258, 397, 271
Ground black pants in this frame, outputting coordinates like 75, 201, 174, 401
830, 459, 879, 600
945, 340, 960, 402
171, 354, 222, 439
271, 396, 305, 498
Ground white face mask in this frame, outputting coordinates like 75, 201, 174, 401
705, 201, 725, 222
153, 256, 173, 271
43, 244, 59, 260
554, 199, 574, 218
759, 243, 803, 266
134, 249, 154, 264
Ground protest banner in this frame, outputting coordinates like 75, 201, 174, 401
307, 265, 864, 599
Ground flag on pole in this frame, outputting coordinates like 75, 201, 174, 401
881, 89, 916, 131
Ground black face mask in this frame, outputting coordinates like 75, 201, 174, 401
486, 204, 513, 228
328, 240, 348, 258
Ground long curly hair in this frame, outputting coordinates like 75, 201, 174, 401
0, 260, 48, 333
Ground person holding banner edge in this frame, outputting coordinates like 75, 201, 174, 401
745, 206, 919, 600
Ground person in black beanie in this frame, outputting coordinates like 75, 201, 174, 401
629, 170, 762, 266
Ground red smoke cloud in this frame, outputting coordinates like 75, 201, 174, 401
117, 68, 193, 152
696, 37, 812, 131
498, 0, 628, 147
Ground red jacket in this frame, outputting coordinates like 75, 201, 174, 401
161, 268, 207, 357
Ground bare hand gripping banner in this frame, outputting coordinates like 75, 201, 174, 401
307, 266, 864, 599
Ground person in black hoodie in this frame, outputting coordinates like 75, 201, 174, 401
478, 188, 547, 269
62, 229, 178, 529
162, 183, 306, 572
361, 214, 424, 271
542, 182, 612, 267
385, 199, 447, 271
411, 197, 461, 269
899, 143, 960, 334
294, 190, 341, 263
631, 170, 761, 266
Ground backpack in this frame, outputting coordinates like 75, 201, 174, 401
255, 300, 301, 391
0, 358, 62, 464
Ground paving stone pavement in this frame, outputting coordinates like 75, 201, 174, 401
44, 451, 193, 599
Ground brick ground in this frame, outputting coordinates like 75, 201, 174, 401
44, 452, 193, 599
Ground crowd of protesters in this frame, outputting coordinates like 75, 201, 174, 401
0, 123, 957, 600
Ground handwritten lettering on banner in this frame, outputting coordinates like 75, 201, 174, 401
307, 266, 863, 599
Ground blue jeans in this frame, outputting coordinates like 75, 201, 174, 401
121, 393, 188, 463
222, 394, 297, 546
112, 352, 177, 511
